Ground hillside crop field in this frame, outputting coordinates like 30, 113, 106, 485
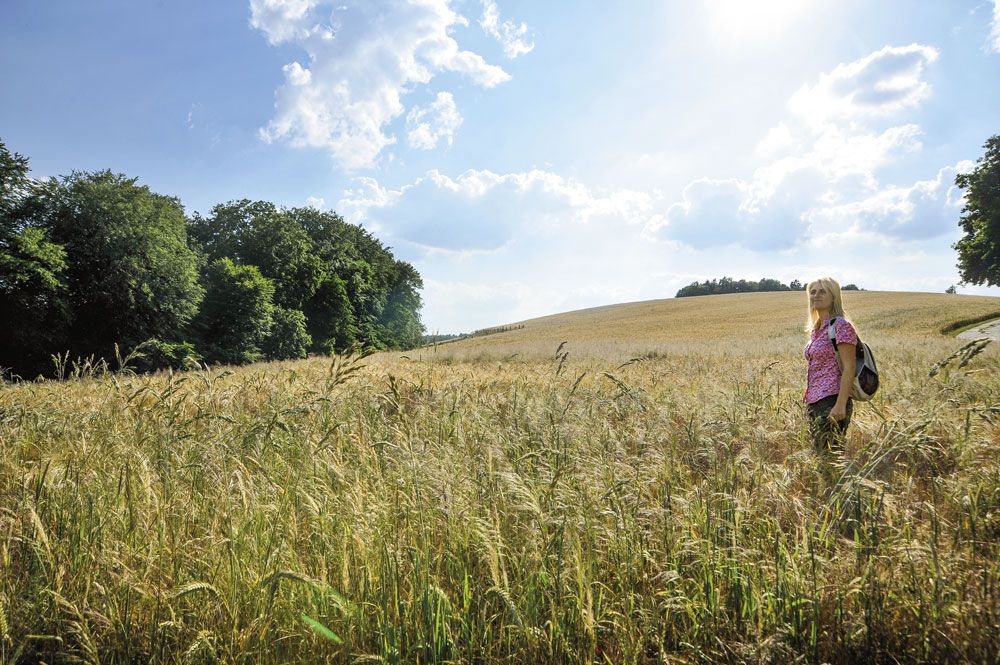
2, 291, 1000, 663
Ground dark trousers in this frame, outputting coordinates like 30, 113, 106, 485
807, 394, 853, 451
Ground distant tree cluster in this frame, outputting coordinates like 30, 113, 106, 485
676, 277, 803, 297
676, 277, 861, 298
0, 140, 424, 379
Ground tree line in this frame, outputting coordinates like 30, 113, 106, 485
676, 277, 861, 298
0, 140, 424, 379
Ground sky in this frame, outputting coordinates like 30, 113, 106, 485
3, 0, 1000, 333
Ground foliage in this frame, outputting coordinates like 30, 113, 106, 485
677, 276, 800, 297
378, 260, 424, 349
0, 142, 70, 377
10, 169, 204, 370
954, 134, 1000, 286
128, 338, 203, 373
677, 278, 862, 298
0, 226, 70, 377
190, 200, 324, 311
0, 139, 30, 207
193, 258, 275, 365
0, 141, 424, 378
262, 306, 312, 361
192, 201, 424, 355
304, 272, 357, 353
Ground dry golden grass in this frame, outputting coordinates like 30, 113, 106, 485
2, 291, 1000, 663
420, 291, 1000, 361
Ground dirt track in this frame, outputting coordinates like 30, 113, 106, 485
957, 318, 1000, 341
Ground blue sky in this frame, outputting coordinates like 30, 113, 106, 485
3, 0, 1000, 333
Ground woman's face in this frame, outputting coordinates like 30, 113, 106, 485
809, 283, 833, 311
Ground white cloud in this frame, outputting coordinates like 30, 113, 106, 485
479, 0, 535, 58
990, 1, 1000, 53
787, 44, 939, 124
338, 168, 654, 252
406, 92, 463, 150
249, 0, 318, 45
251, 0, 511, 169
186, 103, 201, 129
810, 161, 975, 240
305, 195, 325, 209
652, 44, 949, 251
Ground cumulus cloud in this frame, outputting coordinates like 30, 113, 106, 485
650, 170, 829, 251
406, 92, 463, 150
811, 161, 974, 240
249, 0, 318, 45
787, 44, 939, 124
480, 0, 535, 58
652, 43, 952, 251
339, 168, 654, 252
251, 0, 511, 169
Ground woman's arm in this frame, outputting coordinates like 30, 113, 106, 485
830, 343, 856, 421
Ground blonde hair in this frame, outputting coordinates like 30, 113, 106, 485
805, 277, 851, 333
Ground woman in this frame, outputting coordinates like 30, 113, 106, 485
803, 277, 858, 451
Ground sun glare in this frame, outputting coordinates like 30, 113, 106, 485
704, 0, 818, 44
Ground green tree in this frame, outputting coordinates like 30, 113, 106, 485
190, 200, 424, 354
0, 141, 70, 377
954, 135, 1000, 286
303, 272, 357, 353
0, 139, 30, 206
379, 260, 424, 348
29, 171, 203, 362
190, 200, 324, 310
193, 258, 274, 365
262, 306, 312, 361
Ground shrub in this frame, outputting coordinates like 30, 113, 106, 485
129, 338, 202, 373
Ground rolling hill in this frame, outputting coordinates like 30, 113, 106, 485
423, 291, 1000, 359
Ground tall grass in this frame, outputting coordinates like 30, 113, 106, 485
1, 333, 999, 662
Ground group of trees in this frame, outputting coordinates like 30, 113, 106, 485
676, 277, 861, 298
0, 140, 424, 379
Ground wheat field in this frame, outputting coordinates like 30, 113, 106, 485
2, 292, 1000, 663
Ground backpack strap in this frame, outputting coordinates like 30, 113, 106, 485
828, 317, 843, 373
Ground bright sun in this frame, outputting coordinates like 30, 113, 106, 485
704, 0, 818, 43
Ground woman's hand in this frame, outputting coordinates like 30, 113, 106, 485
829, 402, 848, 422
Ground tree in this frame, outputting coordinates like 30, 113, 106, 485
0, 140, 30, 207
0, 141, 70, 377
191, 201, 324, 310
31, 171, 204, 362
379, 260, 425, 348
262, 307, 312, 361
954, 135, 1000, 286
193, 258, 274, 365
303, 272, 357, 353
676, 277, 800, 298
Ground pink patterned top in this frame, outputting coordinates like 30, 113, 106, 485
803, 317, 859, 404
